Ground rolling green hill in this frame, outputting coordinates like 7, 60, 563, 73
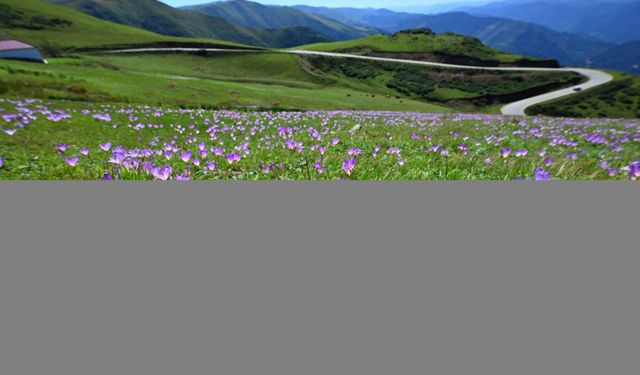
0, 0, 248, 52
53, 0, 331, 47
184, 0, 378, 41
301, 29, 555, 67
528, 71, 640, 118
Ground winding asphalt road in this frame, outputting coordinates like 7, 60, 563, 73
98, 48, 614, 116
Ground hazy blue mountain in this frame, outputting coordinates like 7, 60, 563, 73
463, 0, 640, 43
183, 0, 379, 41
399, 12, 613, 66
56, 0, 332, 47
592, 41, 640, 74
292, 6, 421, 32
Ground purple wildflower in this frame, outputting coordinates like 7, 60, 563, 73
314, 161, 325, 174
175, 174, 192, 181
63, 156, 80, 167
226, 152, 242, 164
565, 152, 578, 160
501, 148, 512, 158
79, 148, 89, 156
0, 157, 4, 168
151, 165, 172, 181
484, 157, 493, 164
387, 147, 401, 155
607, 168, 618, 177
440, 148, 449, 157
600, 161, 610, 169
544, 157, 555, 167
534, 167, 553, 181
206, 162, 217, 171
342, 157, 357, 176
2, 128, 17, 136
103, 172, 113, 181
56, 144, 68, 154
515, 149, 528, 157
627, 161, 640, 180
331, 138, 340, 146
180, 150, 192, 163
458, 144, 469, 155
347, 148, 362, 156
99, 142, 112, 151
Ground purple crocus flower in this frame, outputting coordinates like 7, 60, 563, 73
501, 148, 512, 158
99, 142, 112, 151
0, 157, 4, 168
484, 157, 493, 164
319, 146, 327, 155
544, 157, 555, 167
206, 162, 217, 171
427, 144, 441, 153
56, 143, 68, 154
226, 152, 242, 164
440, 148, 449, 157
387, 147, 401, 155
314, 161, 325, 174
79, 148, 89, 156
331, 138, 340, 146
103, 172, 113, 181
515, 149, 528, 157
534, 167, 553, 181
175, 174, 192, 181
611, 145, 623, 153
180, 150, 192, 163
151, 165, 172, 181
63, 156, 80, 167
342, 157, 357, 176
565, 152, 578, 160
457, 144, 469, 155
607, 168, 618, 177
2, 128, 17, 136
347, 148, 362, 156
627, 161, 640, 180
600, 161, 610, 169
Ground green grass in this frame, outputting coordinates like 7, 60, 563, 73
528, 71, 640, 118
0, 0, 249, 53
0, 54, 449, 112
301, 29, 534, 64
1, 99, 638, 180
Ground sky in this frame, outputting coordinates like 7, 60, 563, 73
160, 0, 484, 9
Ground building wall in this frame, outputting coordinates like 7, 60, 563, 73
0, 49, 45, 63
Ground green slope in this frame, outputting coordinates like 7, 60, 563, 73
56, 0, 332, 47
184, 0, 378, 41
1, 0, 247, 52
528, 72, 640, 119
301, 29, 549, 67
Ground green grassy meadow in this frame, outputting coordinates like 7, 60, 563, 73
1, 98, 638, 180
528, 71, 640, 118
301, 29, 534, 64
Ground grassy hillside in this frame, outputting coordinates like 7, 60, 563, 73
0, 47, 581, 114
301, 29, 549, 67
400, 13, 612, 67
0, 53, 450, 112
56, 0, 331, 47
185, 0, 378, 41
0, 0, 247, 53
528, 72, 640, 118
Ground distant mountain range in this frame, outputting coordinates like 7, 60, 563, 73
183, 0, 379, 41
52, 0, 638, 74
461, 0, 640, 44
296, 6, 613, 67
54, 0, 331, 47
